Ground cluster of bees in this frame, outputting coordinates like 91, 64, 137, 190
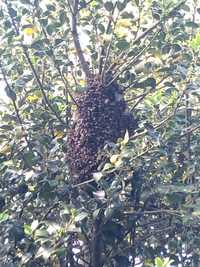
67, 75, 137, 183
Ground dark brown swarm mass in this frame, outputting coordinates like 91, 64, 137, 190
67, 76, 137, 183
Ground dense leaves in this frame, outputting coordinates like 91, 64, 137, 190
0, 0, 200, 266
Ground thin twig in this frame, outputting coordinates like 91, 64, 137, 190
66, 0, 74, 15
130, 87, 186, 141
72, 178, 95, 188
99, 1, 118, 75
106, 29, 160, 87
70, 0, 91, 78
132, 145, 158, 160
185, 89, 192, 174
130, 91, 149, 112
0, 62, 32, 151
101, 6, 121, 81
179, 124, 200, 139
24, 49, 65, 124
34, 0, 79, 107
107, 0, 186, 82
78, 0, 94, 11
126, 74, 171, 104
131, 121, 200, 161
124, 209, 182, 217
126, 93, 146, 102
5, 0, 65, 125
129, 74, 174, 110
42, 202, 59, 221
107, 20, 161, 74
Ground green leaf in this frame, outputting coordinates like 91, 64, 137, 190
5, 87, 16, 101
121, 130, 129, 145
116, 39, 130, 50
98, 23, 105, 33
24, 224, 32, 235
102, 163, 113, 171
163, 258, 173, 266
9, 7, 17, 18
189, 32, 200, 50
104, 2, 114, 11
53, 247, 66, 257
31, 40, 46, 50
182, 4, 190, 12
40, 18, 48, 27
4, 20, 12, 29
54, 38, 64, 46
46, 24, 55, 35
93, 208, 101, 219
185, 21, 199, 28
104, 206, 115, 219
121, 11, 134, 19
59, 11, 68, 25
23, 151, 37, 168
75, 212, 88, 222
34, 229, 49, 239
155, 257, 164, 267
135, 0, 139, 6
31, 220, 39, 232
46, 4, 56, 11
0, 211, 9, 223
117, 1, 127, 11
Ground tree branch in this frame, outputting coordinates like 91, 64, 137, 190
70, 0, 91, 78
34, 0, 79, 108
107, 0, 186, 82
106, 30, 159, 87
0, 61, 32, 151
78, 0, 94, 11
130, 88, 186, 141
124, 209, 182, 217
5, 0, 65, 125
99, 1, 118, 75
107, 21, 162, 76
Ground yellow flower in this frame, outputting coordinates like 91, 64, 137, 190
102, 34, 112, 42
23, 25, 38, 36
79, 79, 86, 86
114, 27, 128, 38
27, 95, 40, 103
116, 19, 132, 28
0, 143, 11, 155
80, 9, 91, 17
28, 185, 35, 192
114, 19, 133, 39
55, 130, 64, 139
110, 154, 120, 164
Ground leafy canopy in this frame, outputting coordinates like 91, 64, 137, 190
1, 0, 200, 266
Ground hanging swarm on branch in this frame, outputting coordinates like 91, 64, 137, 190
67, 75, 137, 183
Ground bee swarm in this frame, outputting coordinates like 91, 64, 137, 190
67, 75, 137, 183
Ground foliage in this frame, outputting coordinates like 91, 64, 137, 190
155, 257, 174, 267
0, 0, 200, 266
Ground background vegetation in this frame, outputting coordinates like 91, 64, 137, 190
1, 0, 200, 266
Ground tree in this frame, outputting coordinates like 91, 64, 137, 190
1, 0, 200, 266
